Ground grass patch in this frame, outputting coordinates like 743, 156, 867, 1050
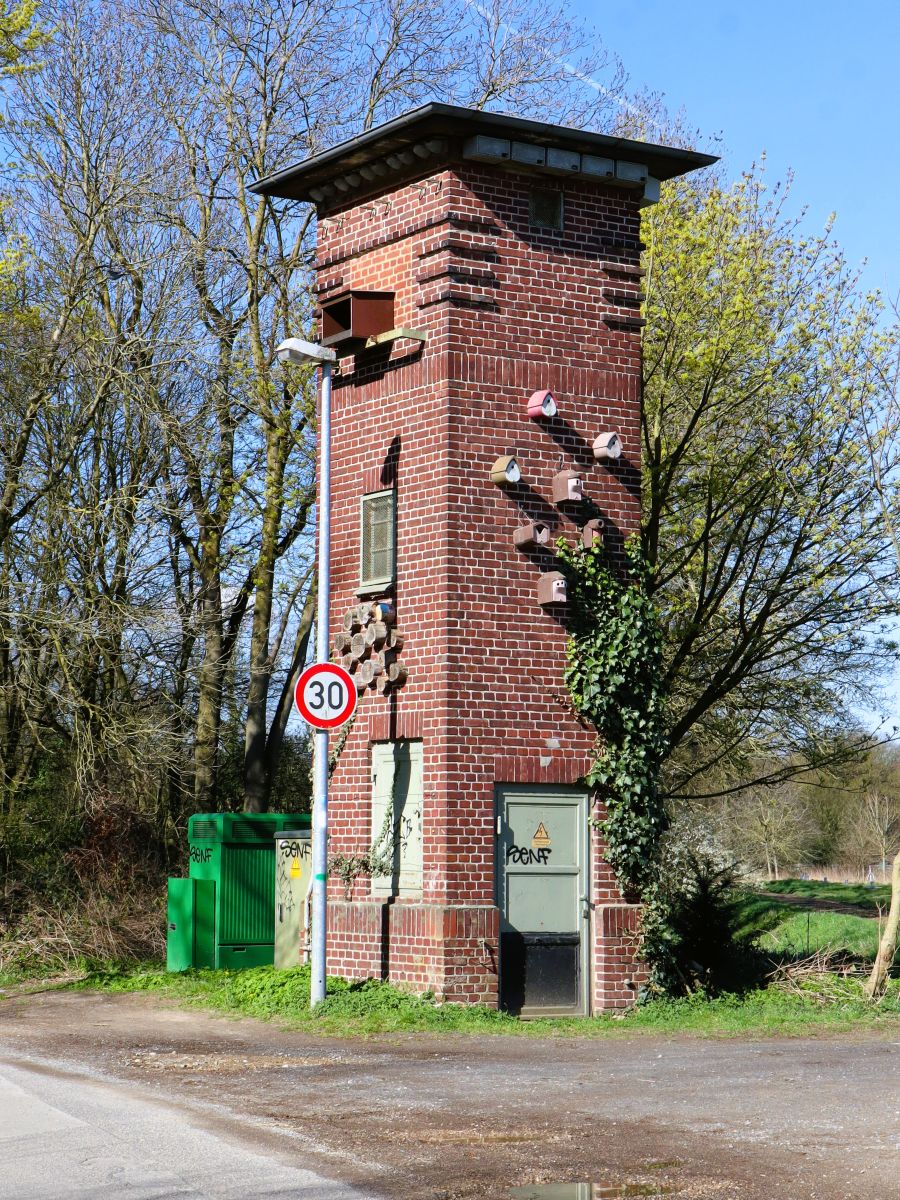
70, 963, 900, 1039
762, 910, 881, 960
738, 880, 887, 966
761, 878, 891, 910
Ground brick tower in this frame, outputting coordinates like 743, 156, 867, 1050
253, 106, 712, 1014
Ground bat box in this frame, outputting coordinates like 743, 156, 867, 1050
320, 290, 394, 353
513, 522, 551, 550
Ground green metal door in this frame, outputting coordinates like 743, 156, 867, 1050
497, 785, 590, 1015
166, 878, 215, 971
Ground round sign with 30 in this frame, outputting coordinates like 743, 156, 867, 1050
294, 663, 357, 729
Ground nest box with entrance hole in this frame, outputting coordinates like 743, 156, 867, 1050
490, 455, 522, 486
537, 572, 568, 607
552, 469, 584, 504
527, 389, 558, 419
513, 522, 551, 550
593, 431, 622, 461
320, 290, 395, 353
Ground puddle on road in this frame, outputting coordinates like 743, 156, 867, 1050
508, 1185, 674, 1199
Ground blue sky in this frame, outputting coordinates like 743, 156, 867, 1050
572, 0, 900, 298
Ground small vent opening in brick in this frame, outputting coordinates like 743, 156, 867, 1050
529, 188, 563, 231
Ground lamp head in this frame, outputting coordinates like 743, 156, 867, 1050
275, 337, 337, 365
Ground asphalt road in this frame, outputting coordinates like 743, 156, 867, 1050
1, 990, 899, 1199
0, 1052, 364, 1199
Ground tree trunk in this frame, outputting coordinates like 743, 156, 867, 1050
242, 432, 290, 812
244, 580, 316, 813
194, 584, 225, 809
864, 845, 900, 999
266, 590, 316, 795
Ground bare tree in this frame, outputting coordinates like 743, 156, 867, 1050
642, 169, 899, 801
722, 780, 810, 881
1, 0, 629, 822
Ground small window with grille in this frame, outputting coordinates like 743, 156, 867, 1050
529, 188, 563, 231
359, 488, 396, 592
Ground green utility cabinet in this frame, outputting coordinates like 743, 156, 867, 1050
166, 812, 310, 972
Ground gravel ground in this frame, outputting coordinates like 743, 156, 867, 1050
1, 990, 898, 1199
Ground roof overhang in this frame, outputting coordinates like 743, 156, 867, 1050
250, 103, 717, 208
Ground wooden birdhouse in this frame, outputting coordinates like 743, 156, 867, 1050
320, 290, 395, 353
552, 469, 584, 504
513, 521, 551, 550
537, 571, 568, 606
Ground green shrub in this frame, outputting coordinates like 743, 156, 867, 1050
641, 818, 780, 996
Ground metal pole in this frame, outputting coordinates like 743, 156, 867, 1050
310, 358, 332, 1007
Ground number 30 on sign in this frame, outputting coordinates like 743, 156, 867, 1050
294, 663, 357, 730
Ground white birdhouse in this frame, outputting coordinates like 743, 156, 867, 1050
593, 431, 622, 461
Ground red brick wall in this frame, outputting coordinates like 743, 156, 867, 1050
316, 159, 645, 1008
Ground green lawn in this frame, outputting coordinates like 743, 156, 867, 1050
761, 910, 881, 960
66, 962, 900, 1040
740, 878, 888, 963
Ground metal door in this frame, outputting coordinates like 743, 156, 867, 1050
370, 740, 424, 896
497, 784, 590, 1015
166, 878, 215, 972
274, 831, 312, 969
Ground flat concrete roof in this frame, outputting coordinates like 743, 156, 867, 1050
250, 103, 717, 203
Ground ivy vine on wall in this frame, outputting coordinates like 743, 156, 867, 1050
329, 799, 395, 899
556, 535, 668, 897
328, 770, 401, 899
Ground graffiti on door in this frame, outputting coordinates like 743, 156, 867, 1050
506, 844, 552, 866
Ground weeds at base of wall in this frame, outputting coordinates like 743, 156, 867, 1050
57, 963, 900, 1039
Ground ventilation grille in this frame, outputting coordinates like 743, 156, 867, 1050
360, 490, 395, 590
229, 819, 268, 840
191, 819, 218, 840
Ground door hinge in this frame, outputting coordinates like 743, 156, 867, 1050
496, 814, 502, 835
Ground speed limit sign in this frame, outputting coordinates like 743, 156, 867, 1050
294, 663, 357, 730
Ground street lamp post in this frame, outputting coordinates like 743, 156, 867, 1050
276, 337, 337, 1007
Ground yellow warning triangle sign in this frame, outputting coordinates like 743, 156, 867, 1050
290, 857, 302, 878
531, 822, 551, 849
